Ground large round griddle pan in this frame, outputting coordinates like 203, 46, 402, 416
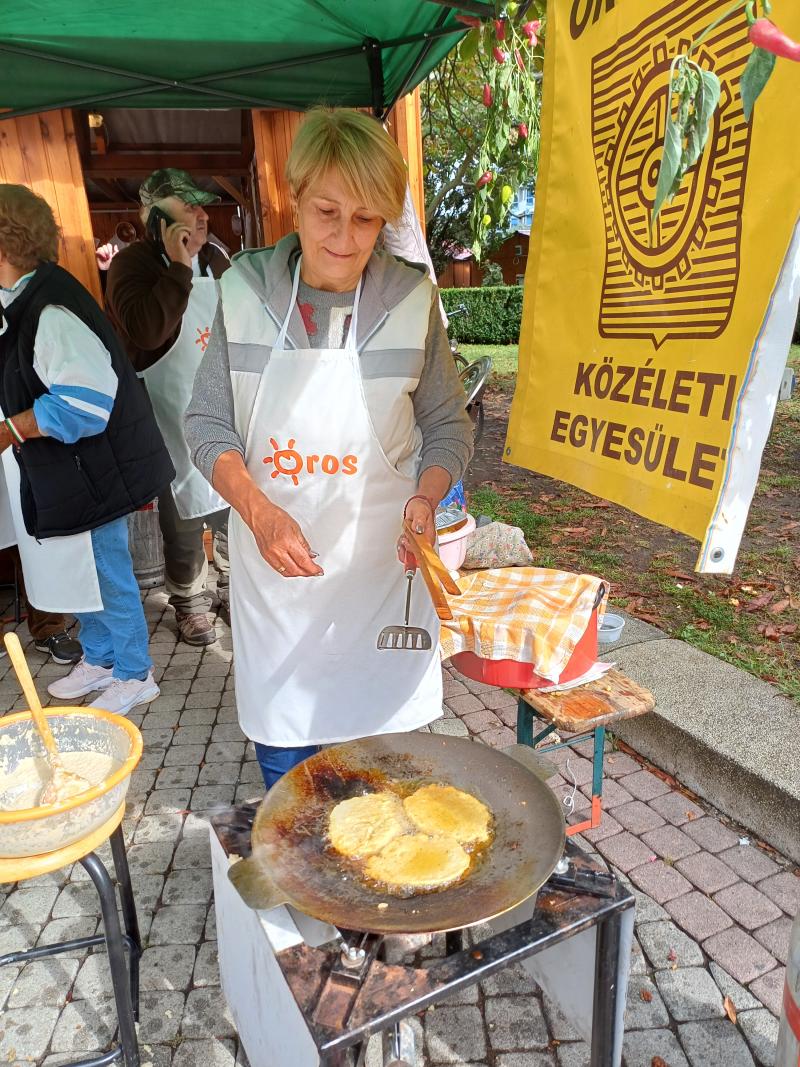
229, 733, 565, 934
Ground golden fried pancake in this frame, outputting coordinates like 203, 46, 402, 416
328, 792, 410, 858
403, 784, 491, 845
365, 833, 470, 888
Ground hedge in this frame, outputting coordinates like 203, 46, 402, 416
440, 286, 523, 345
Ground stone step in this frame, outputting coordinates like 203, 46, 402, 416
599, 615, 800, 864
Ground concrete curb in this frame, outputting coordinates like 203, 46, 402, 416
599, 614, 800, 864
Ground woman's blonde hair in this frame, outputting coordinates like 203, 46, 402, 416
286, 109, 407, 225
0, 185, 60, 270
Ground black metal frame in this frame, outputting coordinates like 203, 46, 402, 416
0, 22, 465, 122
316, 874, 632, 1066
0, 826, 142, 1067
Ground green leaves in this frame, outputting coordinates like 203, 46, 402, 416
651, 58, 721, 228
741, 46, 777, 120
652, 117, 683, 226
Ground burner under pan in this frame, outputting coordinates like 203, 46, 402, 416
210, 803, 635, 1067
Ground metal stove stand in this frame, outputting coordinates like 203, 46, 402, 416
214, 803, 634, 1067
0, 825, 142, 1067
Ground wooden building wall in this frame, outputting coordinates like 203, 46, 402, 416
0, 109, 100, 301
492, 231, 530, 285
437, 258, 484, 289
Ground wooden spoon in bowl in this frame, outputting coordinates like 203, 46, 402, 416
3, 632, 91, 805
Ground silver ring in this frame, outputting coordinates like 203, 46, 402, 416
415, 524, 424, 534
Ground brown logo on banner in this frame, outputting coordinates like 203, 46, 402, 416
592, 1, 752, 348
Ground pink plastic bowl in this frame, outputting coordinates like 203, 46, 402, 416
438, 512, 477, 570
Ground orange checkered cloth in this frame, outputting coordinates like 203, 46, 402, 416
439, 568, 608, 683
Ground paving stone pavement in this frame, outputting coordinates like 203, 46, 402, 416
0, 595, 796, 1067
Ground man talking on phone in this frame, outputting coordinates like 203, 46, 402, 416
106, 169, 230, 646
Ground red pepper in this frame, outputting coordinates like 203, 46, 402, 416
518, 122, 528, 140
455, 14, 482, 28
522, 19, 541, 45
493, 46, 507, 64
483, 83, 493, 107
494, 19, 505, 41
749, 18, 800, 60
476, 171, 494, 188
514, 48, 525, 71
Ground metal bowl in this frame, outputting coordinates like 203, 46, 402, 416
0, 708, 142, 858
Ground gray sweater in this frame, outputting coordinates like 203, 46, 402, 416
185, 234, 473, 489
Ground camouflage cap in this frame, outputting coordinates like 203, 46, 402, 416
139, 168, 220, 207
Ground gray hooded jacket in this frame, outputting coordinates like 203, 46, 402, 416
185, 233, 473, 488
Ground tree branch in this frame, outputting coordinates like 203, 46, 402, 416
425, 155, 472, 223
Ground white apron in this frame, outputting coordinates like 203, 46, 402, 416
0, 443, 102, 613
142, 275, 227, 520
229, 262, 442, 746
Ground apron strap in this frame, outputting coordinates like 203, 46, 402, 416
273, 254, 363, 354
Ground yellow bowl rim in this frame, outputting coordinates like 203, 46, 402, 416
0, 706, 143, 824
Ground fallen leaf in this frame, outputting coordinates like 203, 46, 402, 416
779, 624, 797, 635
651, 1058, 669, 1067
768, 599, 790, 615
745, 592, 774, 612
640, 988, 653, 1002
723, 995, 737, 1023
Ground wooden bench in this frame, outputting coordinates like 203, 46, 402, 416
514, 668, 655, 836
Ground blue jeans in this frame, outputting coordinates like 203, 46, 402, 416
255, 742, 320, 790
73, 517, 152, 682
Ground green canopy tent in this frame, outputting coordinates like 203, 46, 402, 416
0, 0, 495, 119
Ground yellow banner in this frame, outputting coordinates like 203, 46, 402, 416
505, 0, 800, 572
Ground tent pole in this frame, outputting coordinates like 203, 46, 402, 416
364, 38, 385, 118
382, 10, 452, 119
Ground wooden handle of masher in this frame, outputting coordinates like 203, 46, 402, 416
403, 521, 462, 595
4, 632, 60, 760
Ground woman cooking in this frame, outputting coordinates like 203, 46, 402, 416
185, 108, 473, 788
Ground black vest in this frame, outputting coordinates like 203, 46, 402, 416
0, 262, 175, 538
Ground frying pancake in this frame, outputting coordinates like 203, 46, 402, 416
328, 792, 410, 858
365, 833, 470, 888
403, 784, 491, 845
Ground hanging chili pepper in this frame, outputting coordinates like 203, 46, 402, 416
749, 18, 800, 60
476, 172, 494, 188
518, 122, 529, 140
492, 46, 508, 64
483, 83, 493, 107
455, 14, 482, 28
522, 19, 541, 45
514, 48, 525, 72
494, 19, 506, 41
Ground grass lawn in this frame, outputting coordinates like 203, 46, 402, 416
461, 343, 519, 381
462, 343, 800, 702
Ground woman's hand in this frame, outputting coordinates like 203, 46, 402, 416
397, 494, 436, 563
250, 497, 324, 578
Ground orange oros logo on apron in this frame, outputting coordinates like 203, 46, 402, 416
262, 437, 358, 486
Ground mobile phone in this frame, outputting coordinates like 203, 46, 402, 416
146, 205, 173, 252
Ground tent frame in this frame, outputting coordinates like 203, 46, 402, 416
0, 14, 464, 122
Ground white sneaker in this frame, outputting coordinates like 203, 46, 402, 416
87, 673, 160, 716
48, 659, 114, 700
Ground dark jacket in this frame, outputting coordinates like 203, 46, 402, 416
0, 262, 175, 538
106, 238, 230, 371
